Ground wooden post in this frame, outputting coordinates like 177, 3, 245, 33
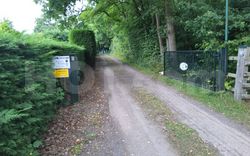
234, 46, 250, 101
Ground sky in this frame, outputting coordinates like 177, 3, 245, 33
0, 0, 42, 33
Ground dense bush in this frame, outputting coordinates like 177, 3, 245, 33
0, 32, 84, 155
111, 27, 162, 73
69, 29, 97, 67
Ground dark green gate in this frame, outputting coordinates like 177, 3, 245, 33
164, 49, 227, 91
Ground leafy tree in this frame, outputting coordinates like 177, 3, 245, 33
36, 0, 250, 73
34, 0, 85, 29
34, 17, 69, 41
0, 19, 19, 34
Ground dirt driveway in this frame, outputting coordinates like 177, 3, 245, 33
103, 60, 178, 156
41, 56, 250, 156
101, 56, 250, 156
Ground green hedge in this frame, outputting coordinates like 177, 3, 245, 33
0, 32, 84, 155
69, 29, 97, 67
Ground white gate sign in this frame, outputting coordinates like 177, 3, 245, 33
53, 56, 71, 69
179, 62, 188, 71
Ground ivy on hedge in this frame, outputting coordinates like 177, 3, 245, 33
0, 32, 84, 155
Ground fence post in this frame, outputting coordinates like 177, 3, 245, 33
219, 48, 228, 76
163, 52, 166, 75
234, 46, 250, 101
217, 48, 227, 91
69, 55, 79, 104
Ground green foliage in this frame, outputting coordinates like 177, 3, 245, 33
0, 20, 14, 32
35, 29, 69, 41
128, 30, 162, 72
177, 0, 250, 51
0, 109, 28, 124
0, 32, 84, 155
80, 6, 115, 49
34, 15, 72, 42
39, 0, 250, 88
69, 29, 97, 67
0, 19, 20, 35
34, 0, 83, 29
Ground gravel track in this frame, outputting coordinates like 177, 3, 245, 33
102, 57, 178, 156
102, 56, 250, 156
41, 56, 250, 156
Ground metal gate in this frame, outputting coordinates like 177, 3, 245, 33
164, 49, 227, 91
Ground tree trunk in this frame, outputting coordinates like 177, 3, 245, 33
155, 13, 164, 55
165, 0, 176, 51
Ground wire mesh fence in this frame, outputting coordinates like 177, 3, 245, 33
164, 50, 227, 91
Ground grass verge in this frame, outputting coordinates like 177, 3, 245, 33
111, 54, 250, 129
132, 88, 218, 156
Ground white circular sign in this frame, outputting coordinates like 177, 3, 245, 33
179, 62, 188, 71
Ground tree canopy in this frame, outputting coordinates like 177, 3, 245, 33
36, 0, 250, 71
